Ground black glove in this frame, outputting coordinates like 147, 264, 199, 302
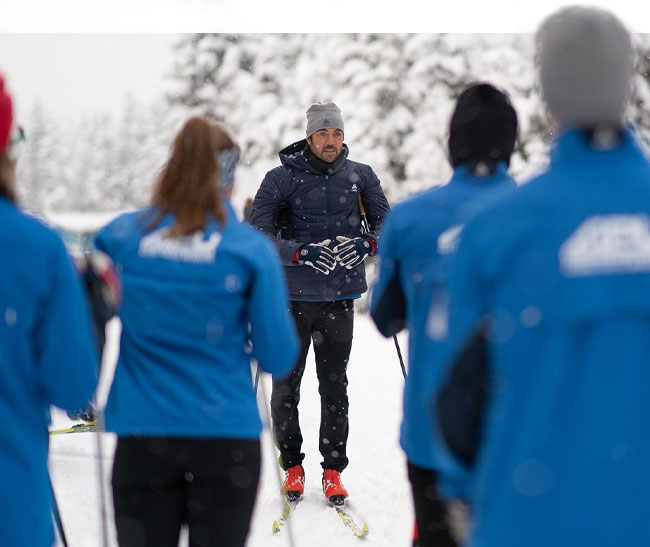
78, 251, 122, 353
333, 236, 373, 269
295, 239, 336, 275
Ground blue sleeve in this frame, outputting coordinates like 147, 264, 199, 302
436, 326, 489, 469
247, 238, 299, 377
361, 167, 391, 247
249, 170, 303, 265
370, 210, 406, 337
34, 237, 99, 412
429, 218, 489, 497
93, 226, 111, 256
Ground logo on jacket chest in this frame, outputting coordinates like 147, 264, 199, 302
351, 183, 358, 193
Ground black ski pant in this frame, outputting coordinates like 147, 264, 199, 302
408, 462, 458, 547
271, 299, 354, 472
111, 436, 260, 547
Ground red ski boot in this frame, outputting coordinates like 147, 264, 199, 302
323, 469, 348, 506
282, 465, 305, 501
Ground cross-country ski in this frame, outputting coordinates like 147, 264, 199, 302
49, 421, 98, 435
332, 505, 369, 539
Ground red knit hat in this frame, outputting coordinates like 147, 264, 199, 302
0, 76, 14, 153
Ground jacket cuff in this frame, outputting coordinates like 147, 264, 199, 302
364, 236, 377, 255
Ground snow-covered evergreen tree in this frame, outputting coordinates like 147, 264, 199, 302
16, 101, 68, 211
16, 33, 650, 215
166, 33, 553, 209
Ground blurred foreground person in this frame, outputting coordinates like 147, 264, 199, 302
436, 7, 650, 546
371, 83, 517, 547
0, 75, 99, 546
95, 117, 299, 547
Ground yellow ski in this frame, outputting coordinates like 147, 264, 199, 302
272, 496, 300, 534
50, 421, 97, 435
334, 505, 369, 539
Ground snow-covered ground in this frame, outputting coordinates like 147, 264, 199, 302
49, 314, 413, 546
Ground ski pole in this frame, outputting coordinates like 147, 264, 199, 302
257, 368, 297, 547
94, 407, 110, 547
357, 195, 407, 380
254, 364, 261, 394
247, 332, 261, 394
92, 317, 112, 547
393, 334, 407, 379
49, 471, 68, 547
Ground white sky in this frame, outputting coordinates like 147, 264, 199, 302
2, 0, 650, 32
1, 0, 649, 125
0, 34, 180, 124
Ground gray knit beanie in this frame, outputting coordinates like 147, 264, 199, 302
537, 6, 634, 127
306, 102, 344, 138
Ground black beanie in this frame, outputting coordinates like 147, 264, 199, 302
448, 83, 518, 169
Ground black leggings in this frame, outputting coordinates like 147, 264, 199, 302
111, 437, 260, 547
408, 462, 458, 547
271, 299, 354, 472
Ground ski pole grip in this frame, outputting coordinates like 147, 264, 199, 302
357, 194, 371, 236
357, 194, 366, 215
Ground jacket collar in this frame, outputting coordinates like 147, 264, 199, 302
279, 139, 349, 176
551, 126, 646, 166
449, 161, 513, 186
153, 200, 239, 234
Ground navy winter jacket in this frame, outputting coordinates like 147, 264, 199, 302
249, 140, 390, 301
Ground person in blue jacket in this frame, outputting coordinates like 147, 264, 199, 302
249, 102, 390, 504
95, 116, 299, 547
0, 75, 99, 546
370, 83, 518, 547
435, 7, 650, 547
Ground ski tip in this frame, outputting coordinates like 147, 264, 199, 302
272, 521, 280, 534
352, 523, 370, 538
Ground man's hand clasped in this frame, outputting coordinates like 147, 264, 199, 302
297, 236, 373, 274
297, 239, 337, 274
333, 236, 372, 269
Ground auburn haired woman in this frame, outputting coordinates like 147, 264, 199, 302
95, 117, 298, 547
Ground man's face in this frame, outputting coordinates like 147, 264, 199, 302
307, 128, 344, 162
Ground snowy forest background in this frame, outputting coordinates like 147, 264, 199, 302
16, 33, 650, 216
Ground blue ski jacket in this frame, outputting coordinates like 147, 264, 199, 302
249, 140, 390, 301
0, 198, 98, 547
94, 202, 299, 438
370, 164, 515, 470
437, 129, 650, 546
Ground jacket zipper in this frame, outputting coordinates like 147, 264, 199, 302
325, 174, 332, 300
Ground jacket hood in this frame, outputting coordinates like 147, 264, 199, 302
279, 139, 349, 175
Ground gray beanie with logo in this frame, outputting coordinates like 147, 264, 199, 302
537, 6, 634, 127
306, 102, 344, 138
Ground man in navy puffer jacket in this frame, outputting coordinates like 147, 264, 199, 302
250, 102, 389, 504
